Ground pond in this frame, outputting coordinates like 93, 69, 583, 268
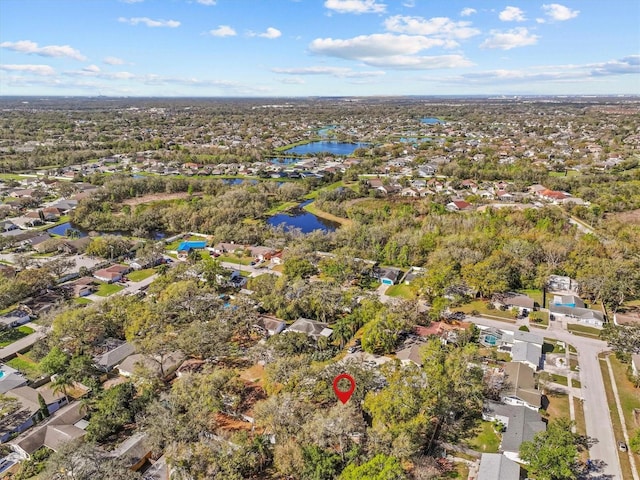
267, 200, 339, 233
47, 221, 166, 240
420, 117, 443, 124
222, 178, 259, 185
283, 141, 369, 156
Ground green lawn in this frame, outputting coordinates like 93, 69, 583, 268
567, 323, 602, 337
95, 283, 124, 297
73, 297, 92, 305
218, 255, 253, 265
518, 289, 544, 307
542, 392, 570, 422
7, 354, 43, 381
127, 268, 156, 282
550, 374, 568, 386
600, 356, 636, 479
466, 420, 501, 453
571, 378, 582, 389
457, 300, 517, 322
385, 284, 417, 300
0, 326, 35, 347
266, 201, 298, 215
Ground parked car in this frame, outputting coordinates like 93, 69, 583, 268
618, 442, 627, 452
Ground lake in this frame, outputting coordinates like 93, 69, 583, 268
420, 117, 443, 124
222, 178, 259, 185
268, 200, 339, 233
283, 141, 368, 156
47, 221, 166, 240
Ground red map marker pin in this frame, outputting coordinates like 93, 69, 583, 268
333, 373, 356, 404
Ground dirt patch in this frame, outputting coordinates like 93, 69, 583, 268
122, 192, 199, 206
606, 209, 640, 225
215, 412, 255, 433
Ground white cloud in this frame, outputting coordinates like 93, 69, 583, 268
103, 56, 125, 65
310, 34, 448, 58
309, 34, 473, 69
384, 15, 481, 41
196, 0, 216, 5
65, 66, 136, 80
480, 28, 539, 50
83, 65, 101, 73
118, 17, 181, 28
281, 77, 305, 85
439, 55, 640, 85
402, 0, 415, 7
0, 64, 56, 76
460, 8, 477, 17
542, 4, 579, 21
259, 27, 282, 39
0, 40, 86, 61
499, 6, 526, 22
271, 66, 385, 78
324, 0, 386, 14
209, 25, 237, 37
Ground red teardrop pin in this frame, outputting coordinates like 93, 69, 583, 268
333, 373, 356, 404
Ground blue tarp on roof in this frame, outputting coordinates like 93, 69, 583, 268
177, 240, 207, 252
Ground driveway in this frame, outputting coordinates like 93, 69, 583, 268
0, 328, 46, 361
466, 316, 622, 479
219, 261, 282, 278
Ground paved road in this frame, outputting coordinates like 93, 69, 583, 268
467, 316, 622, 479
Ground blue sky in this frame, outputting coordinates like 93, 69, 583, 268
0, 0, 638, 96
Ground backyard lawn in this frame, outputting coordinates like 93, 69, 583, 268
127, 268, 156, 282
95, 283, 124, 297
0, 326, 35, 348
7, 353, 43, 381
465, 420, 501, 453
457, 300, 517, 322
385, 284, 417, 300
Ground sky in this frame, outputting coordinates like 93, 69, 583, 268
0, 0, 639, 97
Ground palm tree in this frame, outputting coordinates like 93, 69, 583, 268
51, 374, 74, 405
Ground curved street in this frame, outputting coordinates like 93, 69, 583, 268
467, 316, 623, 480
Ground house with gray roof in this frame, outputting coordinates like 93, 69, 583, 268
93, 341, 136, 373
500, 405, 546, 462
549, 305, 605, 328
501, 362, 541, 411
285, 318, 333, 340
0, 364, 28, 394
477, 453, 520, 480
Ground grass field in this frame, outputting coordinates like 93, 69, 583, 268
7, 353, 43, 381
127, 268, 156, 282
551, 374, 568, 386
218, 255, 253, 265
465, 420, 501, 453
0, 326, 35, 348
457, 300, 517, 322
95, 283, 124, 297
266, 201, 299, 215
73, 297, 93, 305
543, 391, 570, 422
385, 284, 417, 300
567, 324, 602, 338
600, 355, 636, 479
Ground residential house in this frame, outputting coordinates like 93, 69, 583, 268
117, 352, 185, 380
107, 432, 152, 472
67, 277, 96, 297
10, 402, 87, 458
253, 315, 286, 337
93, 340, 136, 373
285, 318, 333, 340
549, 305, 605, 328
0, 385, 69, 442
93, 264, 130, 283
0, 220, 18, 233
0, 309, 31, 329
0, 365, 28, 394
491, 292, 536, 314
483, 401, 545, 462
477, 453, 520, 480
501, 362, 542, 411
446, 200, 472, 211
396, 344, 425, 366
376, 266, 403, 286
479, 328, 543, 370
547, 275, 579, 294
552, 294, 585, 308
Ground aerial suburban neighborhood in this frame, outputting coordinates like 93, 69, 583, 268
0, 94, 638, 480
